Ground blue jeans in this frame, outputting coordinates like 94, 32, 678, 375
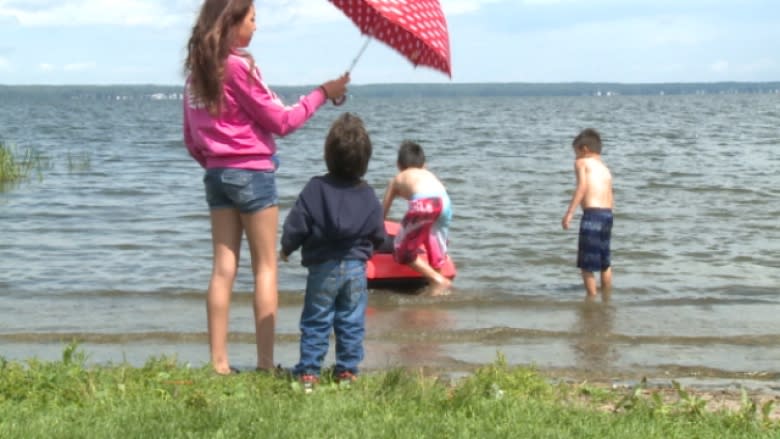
293, 260, 368, 377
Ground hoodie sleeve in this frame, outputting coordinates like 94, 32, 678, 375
228, 56, 327, 137
281, 183, 314, 257
366, 196, 387, 249
182, 90, 207, 168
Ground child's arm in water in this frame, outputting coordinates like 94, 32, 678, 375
562, 158, 588, 229
381, 176, 399, 219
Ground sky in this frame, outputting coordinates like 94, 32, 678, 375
0, 0, 779, 86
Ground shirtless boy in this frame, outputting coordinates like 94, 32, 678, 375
382, 141, 452, 295
562, 128, 614, 299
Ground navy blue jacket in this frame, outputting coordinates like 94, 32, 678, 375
281, 174, 386, 267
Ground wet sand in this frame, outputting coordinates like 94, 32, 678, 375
3, 289, 779, 405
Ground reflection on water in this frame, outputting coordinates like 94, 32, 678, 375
571, 300, 617, 372
397, 307, 454, 364
365, 305, 455, 367
1, 92, 779, 381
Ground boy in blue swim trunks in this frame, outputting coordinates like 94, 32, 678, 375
382, 141, 452, 295
562, 128, 614, 299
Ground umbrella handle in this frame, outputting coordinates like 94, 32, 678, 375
332, 95, 347, 106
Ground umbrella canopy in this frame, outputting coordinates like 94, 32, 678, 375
329, 0, 452, 77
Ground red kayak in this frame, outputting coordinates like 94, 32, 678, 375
366, 220, 456, 289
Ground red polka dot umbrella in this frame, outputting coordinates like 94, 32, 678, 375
329, 0, 452, 77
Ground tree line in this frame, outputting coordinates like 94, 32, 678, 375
1, 81, 778, 101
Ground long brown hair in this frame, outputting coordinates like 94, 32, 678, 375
184, 0, 254, 116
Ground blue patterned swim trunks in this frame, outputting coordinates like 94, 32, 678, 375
577, 208, 613, 273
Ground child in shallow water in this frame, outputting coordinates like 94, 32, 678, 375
381, 141, 453, 295
562, 128, 614, 300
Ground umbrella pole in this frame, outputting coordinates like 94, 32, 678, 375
346, 36, 372, 73
333, 36, 371, 106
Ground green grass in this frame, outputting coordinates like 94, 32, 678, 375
0, 346, 777, 438
0, 140, 46, 184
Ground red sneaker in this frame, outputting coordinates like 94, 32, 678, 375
336, 371, 357, 384
299, 374, 319, 393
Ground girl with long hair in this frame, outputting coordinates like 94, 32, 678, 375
183, 0, 349, 374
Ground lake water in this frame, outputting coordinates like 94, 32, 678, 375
1, 90, 778, 388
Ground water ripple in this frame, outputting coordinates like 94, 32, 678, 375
1, 92, 779, 373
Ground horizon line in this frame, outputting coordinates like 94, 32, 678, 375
2, 80, 780, 88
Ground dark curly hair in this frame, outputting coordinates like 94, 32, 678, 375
324, 113, 373, 181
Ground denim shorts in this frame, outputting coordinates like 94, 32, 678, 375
203, 168, 278, 213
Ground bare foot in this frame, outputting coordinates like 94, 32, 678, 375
214, 365, 228, 374
214, 364, 238, 375
428, 278, 452, 296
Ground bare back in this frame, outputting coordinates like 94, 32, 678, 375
578, 156, 613, 209
382, 167, 447, 218
393, 167, 446, 199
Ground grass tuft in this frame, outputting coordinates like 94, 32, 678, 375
0, 139, 47, 185
0, 345, 778, 438
66, 150, 92, 173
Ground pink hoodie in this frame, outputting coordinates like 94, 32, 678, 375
183, 53, 327, 170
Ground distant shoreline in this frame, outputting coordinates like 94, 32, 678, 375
1, 81, 779, 100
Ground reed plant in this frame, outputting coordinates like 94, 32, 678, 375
0, 345, 777, 438
0, 140, 46, 184
66, 150, 92, 173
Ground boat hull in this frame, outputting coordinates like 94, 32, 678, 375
366, 221, 456, 289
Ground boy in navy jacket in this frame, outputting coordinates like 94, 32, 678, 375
280, 112, 386, 391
